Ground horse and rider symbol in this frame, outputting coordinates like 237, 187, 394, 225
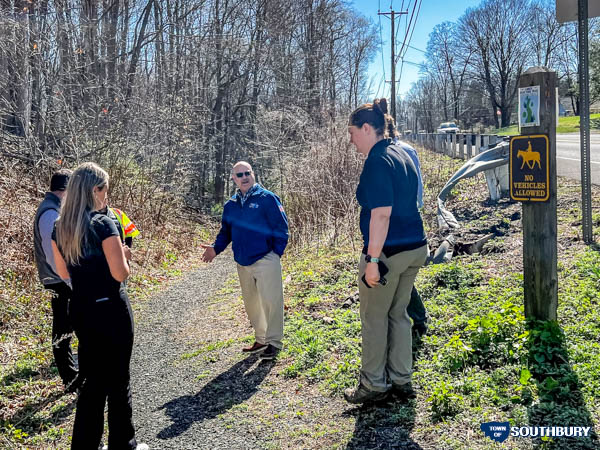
517, 141, 541, 170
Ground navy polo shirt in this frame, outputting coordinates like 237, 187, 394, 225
356, 138, 427, 253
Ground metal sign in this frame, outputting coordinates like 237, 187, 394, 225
556, 0, 600, 23
519, 86, 540, 128
510, 135, 550, 202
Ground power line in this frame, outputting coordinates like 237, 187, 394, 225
398, 59, 405, 94
403, 59, 426, 68
375, 73, 385, 98
397, 0, 421, 61
396, 0, 423, 96
398, 6, 422, 69
407, 44, 425, 53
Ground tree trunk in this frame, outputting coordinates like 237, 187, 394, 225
8, 1, 32, 138
105, 0, 119, 102
125, 0, 153, 104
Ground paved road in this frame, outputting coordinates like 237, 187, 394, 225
556, 133, 600, 185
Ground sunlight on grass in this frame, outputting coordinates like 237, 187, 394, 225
496, 113, 600, 135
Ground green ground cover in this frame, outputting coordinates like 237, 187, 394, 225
495, 113, 600, 135
0, 228, 211, 448
3, 145, 600, 448
274, 240, 600, 448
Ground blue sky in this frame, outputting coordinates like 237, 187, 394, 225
350, 0, 482, 100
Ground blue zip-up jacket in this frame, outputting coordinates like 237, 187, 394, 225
213, 184, 289, 266
395, 139, 424, 209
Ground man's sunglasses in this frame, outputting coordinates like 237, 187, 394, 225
235, 171, 252, 178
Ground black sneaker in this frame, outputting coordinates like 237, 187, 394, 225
344, 384, 388, 404
259, 344, 280, 360
391, 382, 416, 401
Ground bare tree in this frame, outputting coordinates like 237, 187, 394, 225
459, 0, 534, 128
0, 0, 378, 214
426, 22, 473, 125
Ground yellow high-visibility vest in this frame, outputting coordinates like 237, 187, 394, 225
110, 207, 140, 240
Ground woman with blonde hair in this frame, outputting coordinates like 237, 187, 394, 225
345, 99, 428, 404
52, 162, 147, 449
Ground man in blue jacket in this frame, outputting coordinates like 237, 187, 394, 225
201, 161, 289, 360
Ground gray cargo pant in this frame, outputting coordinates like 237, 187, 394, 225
358, 244, 428, 392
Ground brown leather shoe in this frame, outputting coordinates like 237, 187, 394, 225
242, 341, 268, 353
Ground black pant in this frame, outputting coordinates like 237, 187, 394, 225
46, 282, 78, 386
406, 286, 428, 325
70, 290, 137, 450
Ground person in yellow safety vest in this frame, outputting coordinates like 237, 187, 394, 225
106, 207, 140, 248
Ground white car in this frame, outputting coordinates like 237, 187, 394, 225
436, 122, 459, 133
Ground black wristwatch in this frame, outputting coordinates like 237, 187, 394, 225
365, 254, 380, 263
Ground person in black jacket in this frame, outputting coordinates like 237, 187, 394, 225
33, 169, 80, 392
51, 162, 147, 450
201, 161, 289, 361
344, 99, 428, 404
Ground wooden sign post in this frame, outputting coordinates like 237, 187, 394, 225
516, 67, 558, 320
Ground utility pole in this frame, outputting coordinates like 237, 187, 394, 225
378, 8, 408, 124
556, 0, 599, 244
578, 0, 593, 243
391, 11, 395, 122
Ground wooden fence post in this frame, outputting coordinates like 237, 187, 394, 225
519, 67, 558, 320
466, 134, 472, 159
452, 133, 457, 157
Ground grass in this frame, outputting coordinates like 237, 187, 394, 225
495, 113, 600, 135
174, 145, 600, 449
257, 147, 600, 447
3, 143, 600, 447
180, 336, 253, 361
0, 178, 217, 448
268, 236, 600, 448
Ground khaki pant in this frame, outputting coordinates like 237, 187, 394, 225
237, 251, 284, 349
358, 244, 428, 392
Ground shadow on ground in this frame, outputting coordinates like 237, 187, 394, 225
344, 398, 420, 450
526, 320, 598, 449
344, 335, 425, 449
156, 354, 273, 439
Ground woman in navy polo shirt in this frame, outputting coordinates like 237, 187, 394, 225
344, 98, 428, 404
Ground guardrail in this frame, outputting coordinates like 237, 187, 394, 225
404, 132, 512, 202
404, 132, 506, 160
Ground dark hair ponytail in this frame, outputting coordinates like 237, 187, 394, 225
373, 98, 388, 116
386, 115, 398, 139
348, 98, 391, 137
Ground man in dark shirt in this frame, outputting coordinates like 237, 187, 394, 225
201, 161, 289, 360
33, 169, 79, 392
